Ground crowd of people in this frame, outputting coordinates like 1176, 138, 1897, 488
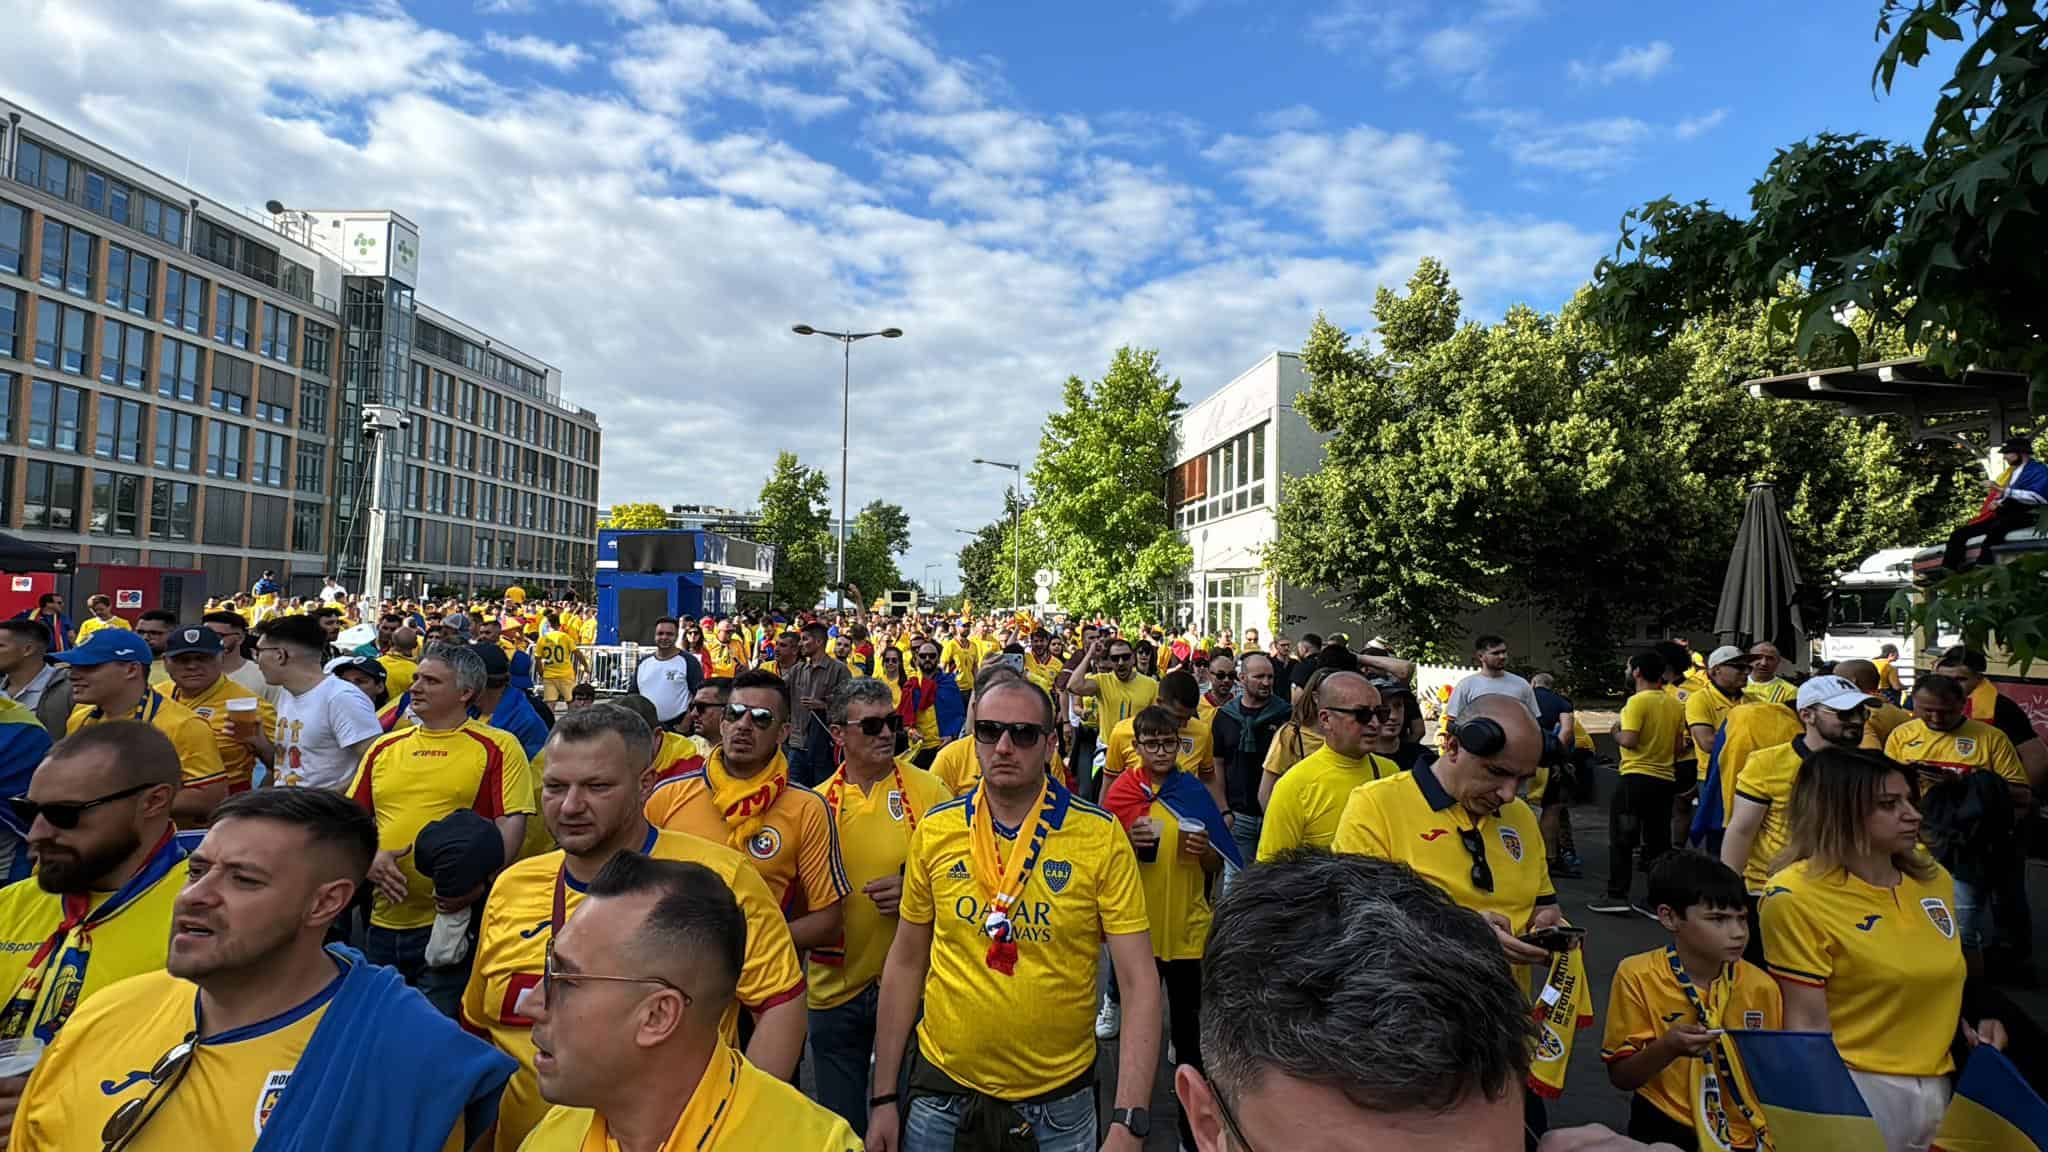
0, 570, 2037, 1152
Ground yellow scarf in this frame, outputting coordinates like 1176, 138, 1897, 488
1527, 943, 1593, 1100
700, 748, 788, 851
574, 1042, 742, 1152
966, 776, 1053, 975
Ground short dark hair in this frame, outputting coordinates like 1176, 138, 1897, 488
1652, 641, 1690, 680
1105, 636, 1136, 656
310, 605, 343, 621
697, 676, 733, 700
201, 609, 250, 632
654, 616, 679, 631
1160, 669, 1200, 710
1203, 852, 1533, 1114
551, 703, 654, 769
1301, 633, 1323, 649
570, 683, 597, 700
1936, 645, 1989, 675
1647, 850, 1746, 917
1628, 650, 1666, 683
255, 614, 328, 655
1473, 634, 1507, 652
801, 620, 829, 642
36, 593, 59, 609
1133, 705, 1179, 741
612, 693, 661, 728
0, 619, 51, 652
731, 669, 791, 719
210, 786, 377, 891
588, 852, 748, 997
1913, 674, 1965, 706
139, 609, 179, 627
50, 721, 182, 790
1315, 644, 1361, 674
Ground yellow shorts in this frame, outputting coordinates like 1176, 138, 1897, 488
542, 677, 577, 703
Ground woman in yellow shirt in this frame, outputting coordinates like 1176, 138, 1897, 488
1257, 667, 1331, 810
1760, 747, 2007, 1150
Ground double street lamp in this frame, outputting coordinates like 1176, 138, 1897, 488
791, 324, 903, 611
972, 458, 1023, 612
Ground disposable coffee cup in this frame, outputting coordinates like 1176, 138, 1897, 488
226, 697, 261, 737
0, 1037, 44, 1078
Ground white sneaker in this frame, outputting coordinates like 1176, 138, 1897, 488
1094, 995, 1121, 1040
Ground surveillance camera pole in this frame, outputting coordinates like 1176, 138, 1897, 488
360, 404, 405, 615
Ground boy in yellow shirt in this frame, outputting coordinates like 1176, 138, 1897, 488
1604, 851, 1780, 1150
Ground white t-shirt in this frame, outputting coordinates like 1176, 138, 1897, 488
1444, 670, 1541, 723
636, 653, 694, 723
272, 675, 383, 790
319, 581, 346, 604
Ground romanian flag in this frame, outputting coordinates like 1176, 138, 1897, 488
1725, 1030, 1885, 1151
1934, 1047, 2048, 1152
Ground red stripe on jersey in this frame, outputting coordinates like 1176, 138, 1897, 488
463, 727, 509, 817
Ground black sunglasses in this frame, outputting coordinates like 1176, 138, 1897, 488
1325, 705, 1391, 725
100, 1031, 196, 1152
1456, 826, 1495, 893
723, 702, 778, 727
12, 781, 157, 831
845, 714, 903, 737
974, 720, 1045, 748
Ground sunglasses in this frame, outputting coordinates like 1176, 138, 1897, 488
1457, 826, 1495, 894
1210, 671, 1236, 681
543, 941, 689, 1010
845, 714, 903, 737
99, 1031, 196, 1152
973, 720, 1046, 748
724, 703, 778, 727
1108, 654, 1135, 664
1325, 705, 1391, 725
12, 781, 156, 831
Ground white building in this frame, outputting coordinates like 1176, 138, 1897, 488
1167, 351, 1353, 644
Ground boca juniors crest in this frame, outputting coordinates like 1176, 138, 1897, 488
1041, 858, 1073, 895
1497, 826, 1524, 863
1923, 897, 1955, 939
255, 1070, 292, 1134
747, 827, 782, 861
887, 790, 907, 822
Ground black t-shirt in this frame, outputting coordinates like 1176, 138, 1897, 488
1211, 701, 1291, 816
1288, 657, 1318, 695
1989, 692, 2044, 752
1389, 741, 1435, 773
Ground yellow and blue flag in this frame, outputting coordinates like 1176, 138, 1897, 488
1934, 1047, 2048, 1152
1726, 1030, 1885, 1150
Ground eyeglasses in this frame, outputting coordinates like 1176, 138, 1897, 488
1457, 826, 1495, 893
543, 941, 689, 1010
724, 702, 778, 728
253, 644, 288, 661
1137, 738, 1181, 754
689, 700, 724, 714
1210, 1077, 1261, 1152
1324, 705, 1391, 725
973, 720, 1045, 748
99, 1031, 196, 1152
11, 781, 157, 831
846, 714, 903, 737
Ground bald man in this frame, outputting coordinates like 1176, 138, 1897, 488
1256, 672, 1401, 860
1834, 659, 1914, 748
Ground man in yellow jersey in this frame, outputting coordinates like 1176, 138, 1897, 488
521, 853, 858, 1152
1936, 645, 2048, 788
1886, 674, 2030, 797
1257, 672, 1397, 860
809, 679, 953, 1129
942, 620, 983, 690
349, 643, 534, 1015
1591, 650, 1687, 916
643, 669, 848, 953
72, 594, 130, 644
161, 626, 274, 806
1741, 642, 1796, 705
1720, 674, 1876, 965
464, 706, 807, 1151
1835, 658, 1914, 748
1683, 646, 1750, 830
866, 678, 1160, 1152
135, 610, 177, 690
379, 624, 421, 699
1067, 635, 1160, 799
55, 629, 226, 826
1874, 642, 1905, 703
1022, 630, 1058, 695
1100, 670, 1216, 798
534, 624, 583, 707
0, 722, 186, 1138
13, 787, 517, 1152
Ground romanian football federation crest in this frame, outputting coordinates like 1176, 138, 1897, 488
1923, 896, 1955, 939
1497, 826, 1524, 863
1041, 858, 1072, 895
748, 827, 782, 861
887, 790, 907, 822
1743, 1010, 1765, 1030
1955, 737, 1978, 758
1534, 1022, 1565, 1062
255, 1070, 292, 1134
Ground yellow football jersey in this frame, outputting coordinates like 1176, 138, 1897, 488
165, 677, 274, 796
517, 1043, 859, 1152
70, 693, 227, 791
642, 765, 848, 916
1089, 672, 1159, 726
1618, 689, 1686, 782
1133, 800, 1213, 961
1600, 950, 1780, 1146
1332, 763, 1554, 933
1883, 717, 2027, 790
0, 857, 187, 1044
808, 764, 952, 1012
1731, 740, 1806, 892
1100, 715, 1214, 783
1257, 745, 1398, 861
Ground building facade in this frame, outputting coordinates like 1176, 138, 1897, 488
0, 103, 599, 598
1167, 351, 1348, 643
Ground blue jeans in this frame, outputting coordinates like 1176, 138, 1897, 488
1222, 811, 1262, 895
810, 984, 879, 1131
362, 923, 467, 1019
904, 1084, 1095, 1152
1955, 877, 1986, 950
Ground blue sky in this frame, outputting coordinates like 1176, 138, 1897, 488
4, 0, 1957, 594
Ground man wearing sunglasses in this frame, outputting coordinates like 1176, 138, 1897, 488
244, 615, 383, 791
1257, 673, 1398, 861
808, 680, 953, 1129
645, 670, 849, 954
465, 705, 808, 1152
867, 678, 1161, 1152
1200, 653, 1236, 719
519, 852, 857, 1151
54, 629, 227, 826
13, 786, 517, 1152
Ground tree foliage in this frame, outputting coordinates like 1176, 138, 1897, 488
957, 489, 1026, 610
843, 499, 912, 599
1268, 260, 1976, 690
600, 502, 668, 530
756, 451, 833, 610
1030, 347, 1191, 622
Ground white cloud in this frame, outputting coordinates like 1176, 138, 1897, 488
475, 0, 533, 13
1474, 109, 1651, 174
1259, 104, 1321, 132
1313, 0, 1539, 96
1205, 125, 1459, 243
1675, 108, 1727, 139
1568, 40, 1674, 86
484, 32, 589, 72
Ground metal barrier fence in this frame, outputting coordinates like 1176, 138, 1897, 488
579, 644, 644, 695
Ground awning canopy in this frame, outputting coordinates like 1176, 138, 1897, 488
1743, 357, 2029, 448
0, 534, 76, 575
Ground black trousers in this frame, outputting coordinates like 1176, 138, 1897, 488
1629, 1095, 1701, 1152
1158, 959, 1204, 1151
1944, 502, 2038, 571
1607, 774, 1676, 902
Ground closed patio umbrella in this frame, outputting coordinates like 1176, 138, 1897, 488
1714, 483, 1802, 652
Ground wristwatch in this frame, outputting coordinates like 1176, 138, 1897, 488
1110, 1107, 1150, 1137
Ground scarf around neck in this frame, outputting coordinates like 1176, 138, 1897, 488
700, 747, 788, 851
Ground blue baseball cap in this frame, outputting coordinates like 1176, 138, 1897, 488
52, 630, 153, 666
165, 626, 223, 657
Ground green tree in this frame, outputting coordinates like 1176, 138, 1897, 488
955, 493, 1019, 610
843, 499, 912, 599
756, 451, 832, 610
1269, 260, 1975, 689
1030, 347, 1191, 622
600, 502, 668, 530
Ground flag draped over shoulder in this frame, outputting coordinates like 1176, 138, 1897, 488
1726, 1030, 1885, 1150
1934, 1046, 2048, 1152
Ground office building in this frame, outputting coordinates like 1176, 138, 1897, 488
0, 102, 601, 598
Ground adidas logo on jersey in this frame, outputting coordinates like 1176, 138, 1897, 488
948, 859, 971, 880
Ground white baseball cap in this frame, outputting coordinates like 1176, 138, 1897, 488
1796, 675, 1880, 712
1707, 645, 1752, 669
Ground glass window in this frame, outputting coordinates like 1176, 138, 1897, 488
301, 322, 332, 376
298, 380, 327, 435
295, 440, 323, 494
23, 461, 80, 530
291, 499, 322, 553
206, 421, 243, 479
94, 396, 145, 463
203, 486, 245, 547
105, 245, 155, 318
213, 287, 251, 349
260, 304, 295, 363
138, 196, 185, 248
0, 201, 23, 276
251, 429, 288, 488
148, 480, 196, 542
98, 320, 150, 391
210, 355, 250, 415
30, 380, 85, 453
90, 471, 141, 537
157, 338, 201, 404
0, 371, 15, 444
17, 140, 70, 199
155, 410, 199, 472
0, 287, 17, 362
164, 267, 207, 335
249, 494, 286, 551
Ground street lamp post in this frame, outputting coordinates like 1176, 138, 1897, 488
922, 561, 942, 599
792, 324, 903, 611
972, 458, 1023, 613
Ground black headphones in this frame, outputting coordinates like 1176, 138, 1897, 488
1450, 717, 1506, 758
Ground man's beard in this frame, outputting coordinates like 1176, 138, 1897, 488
36, 830, 143, 894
